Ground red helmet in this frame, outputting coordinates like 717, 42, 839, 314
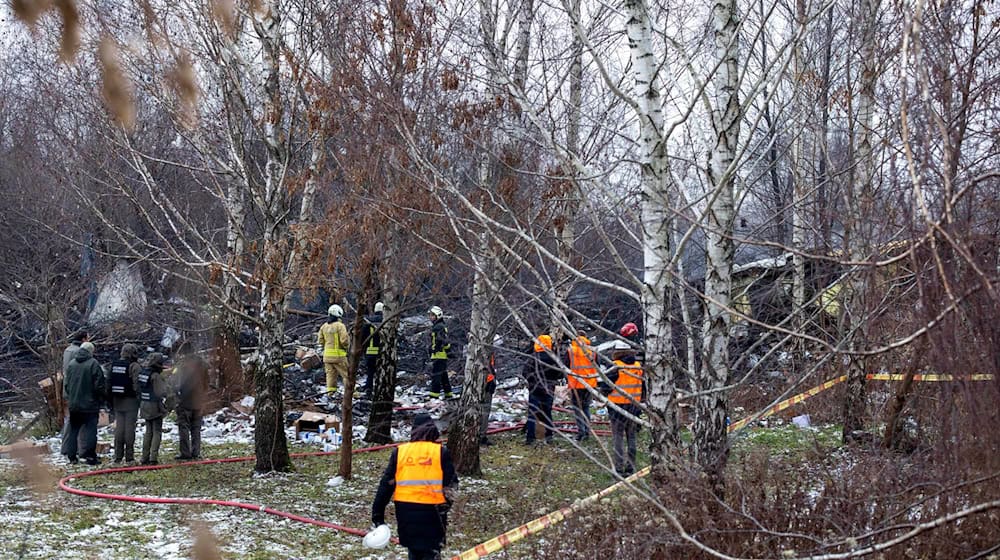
619, 322, 638, 338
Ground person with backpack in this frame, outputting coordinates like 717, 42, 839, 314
108, 343, 141, 464
172, 343, 210, 460
139, 353, 172, 465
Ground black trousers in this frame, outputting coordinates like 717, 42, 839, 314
429, 359, 451, 395
407, 549, 440, 560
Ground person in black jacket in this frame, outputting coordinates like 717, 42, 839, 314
372, 414, 459, 560
523, 334, 562, 445
427, 306, 452, 399
108, 343, 141, 464
361, 302, 384, 403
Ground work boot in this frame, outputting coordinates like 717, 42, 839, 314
479, 437, 493, 447
445, 392, 456, 399
427, 392, 441, 399
84, 457, 102, 466
174, 454, 193, 461
67, 455, 79, 465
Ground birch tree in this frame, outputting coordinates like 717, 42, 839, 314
694, 0, 740, 493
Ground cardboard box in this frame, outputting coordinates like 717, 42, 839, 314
0, 440, 49, 459
294, 412, 341, 438
299, 351, 321, 371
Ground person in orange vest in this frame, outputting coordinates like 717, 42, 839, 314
479, 334, 501, 446
523, 334, 562, 445
372, 413, 459, 560
601, 340, 644, 476
566, 330, 598, 441
317, 304, 350, 396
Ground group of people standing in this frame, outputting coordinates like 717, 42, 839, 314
522, 324, 645, 476
368, 322, 645, 560
317, 303, 451, 402
60, 332, 210, 466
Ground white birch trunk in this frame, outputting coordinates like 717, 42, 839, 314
695, 0, 740, 492
448, 229, 497, 476
252, 1, 291, 473
791, 0, 809, 340
549, 0, 583, 335
623, 0, 681, 481
841, 0, 880, 440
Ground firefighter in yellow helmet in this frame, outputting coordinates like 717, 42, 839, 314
318, 304, 350, 395
372, 414, 459, 559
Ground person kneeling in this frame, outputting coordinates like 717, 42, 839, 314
371, 414, 459, 560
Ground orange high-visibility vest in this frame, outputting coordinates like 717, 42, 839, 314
532, 334, 552, 353
609, 360, 643, 405
393, 441, 446, 505
487, 353, 495, 384
567, 336, 598, 389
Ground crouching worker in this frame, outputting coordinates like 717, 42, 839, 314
139, 353, 172, 465
372, 414, 458, 560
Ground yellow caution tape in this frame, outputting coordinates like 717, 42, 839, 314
452, 371, 995, 559
866, 373, 994, 382
451, 467, 651, 560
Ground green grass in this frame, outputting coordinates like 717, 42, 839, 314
732, 423, 843, 458
0, 417, 848, 559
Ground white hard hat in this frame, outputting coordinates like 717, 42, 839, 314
374, 302, 384, 313
428, 305, 443, 318
493, 334, 503, 346
613, 339, 631, 350
328, 304, 344, 318
363, 524, 391, 549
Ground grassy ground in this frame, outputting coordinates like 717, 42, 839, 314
0, 408, 843, 560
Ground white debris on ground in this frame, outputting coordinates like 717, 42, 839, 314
0, 373, 540, 559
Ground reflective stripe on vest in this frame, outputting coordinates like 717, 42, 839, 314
393, 441, 445, 505
567, 337, 598, 389
320, 323, 347, 358
431, 327, 449, 360
366, 324, 380, 355
609, 360, 643, 405
487, 354, 495, 384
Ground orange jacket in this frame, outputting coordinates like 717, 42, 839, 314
609, 359, 643, 405
393, 441, 446, 505
567, 336, 598, 389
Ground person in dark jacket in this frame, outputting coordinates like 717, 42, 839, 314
60, 331, 89, 458
372, 414, 458, 560
361, 302, 384, 403
522, 334, 563, 445
108, 343, 142, 463
172, 343, 210, 460
63, 341, 105, 465
479, 335, 501, 446
139, 353, 171, 465
427, 306, 452, 399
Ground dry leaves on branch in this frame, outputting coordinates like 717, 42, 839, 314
212, 0, 236, 38
54, 0, 79, 62
98, 37, 136, 130
168, 53, 200, 129
190, 521, 223, 560
10, 0, 53, 27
